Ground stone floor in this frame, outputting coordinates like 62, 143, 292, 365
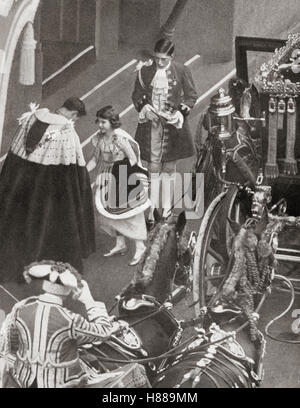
1, 27, 300, 387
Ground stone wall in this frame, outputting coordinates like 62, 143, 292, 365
160, 0, 234, 63
119, 0, 161, 48
159, 0, 300, 63
233, 0, 300, 40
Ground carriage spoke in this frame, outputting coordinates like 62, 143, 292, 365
211, 216, 221, 238
232, 202, 241, 223
195, 186, 254, 313
205, 274, 226, 282
207, 245, 225, 264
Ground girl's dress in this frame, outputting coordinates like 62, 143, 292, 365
92, 128, 150, 240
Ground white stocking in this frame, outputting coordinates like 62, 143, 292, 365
135, 239, 146, 255
115, 234, 126, 249
161, 172, 176, 218
148, 172, 161, 220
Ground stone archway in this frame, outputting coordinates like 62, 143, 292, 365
0, 0, 40, 152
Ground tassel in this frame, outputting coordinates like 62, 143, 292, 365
283, 98, 298, 176
19, 22, 37, 86
17, 102, 39, 125
277, 99, 285, 130
240, 88, 252, 118
265, 97, 279, 179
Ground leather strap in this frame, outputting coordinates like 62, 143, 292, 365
265, 97, 279, 179
284, 97, 298, 175
277, 99, 285, 130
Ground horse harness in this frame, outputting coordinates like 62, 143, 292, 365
173, 230, 197, 289
153, 324, 266, 388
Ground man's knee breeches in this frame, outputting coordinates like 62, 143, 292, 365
147, 160, 177, 176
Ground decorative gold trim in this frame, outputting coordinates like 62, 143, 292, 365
255, 33, 300, 97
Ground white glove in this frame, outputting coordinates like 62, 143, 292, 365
89, 301, 110, 320
73, 280, 94, 308
180, 103, 191, 115
110, 320, 130, 336
139, 104, 159, 123
166, 110, 184, 129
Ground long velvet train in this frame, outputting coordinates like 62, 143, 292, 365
0, 152, 95, 283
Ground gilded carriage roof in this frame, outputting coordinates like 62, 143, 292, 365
255, 33, 300, 97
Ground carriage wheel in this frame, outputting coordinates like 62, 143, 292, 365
192, 185, 251, 316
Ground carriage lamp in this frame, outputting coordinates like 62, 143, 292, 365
207, 88, 236, 140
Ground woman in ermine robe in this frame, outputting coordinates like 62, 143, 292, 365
87, 106, 150, 266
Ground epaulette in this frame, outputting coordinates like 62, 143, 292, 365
135, 59, 153, 90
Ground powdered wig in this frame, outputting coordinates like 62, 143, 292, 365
96, 105, 121, 129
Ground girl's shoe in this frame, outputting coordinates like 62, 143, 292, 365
128, 247, 146, 266
103, 246, 127, 257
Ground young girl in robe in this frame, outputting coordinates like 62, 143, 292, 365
87, 106, 150, 266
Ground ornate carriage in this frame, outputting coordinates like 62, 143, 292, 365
3, 35, 300, 390
192, 34, 300, 317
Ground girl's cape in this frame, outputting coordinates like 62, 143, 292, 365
95, 128, 150, 220
113, 128, 147, 170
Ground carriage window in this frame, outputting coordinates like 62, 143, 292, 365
235, 36, 286, 83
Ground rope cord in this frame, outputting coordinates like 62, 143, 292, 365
265, 274, 300, 344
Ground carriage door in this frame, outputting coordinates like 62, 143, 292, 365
40, 0, 96, 82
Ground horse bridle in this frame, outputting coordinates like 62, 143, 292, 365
173, 230, 197, 289
91, 226, 265, 386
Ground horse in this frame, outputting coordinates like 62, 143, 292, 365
80, 81, 272, 388
150, 293, 267, 388
81, 212, 272, 389
79, 212, 195, 383
151, 218, 274, 388
151, 323, 265, 388
0, 212, 194, 387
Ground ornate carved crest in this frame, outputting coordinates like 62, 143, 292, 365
255, 33, 300, 97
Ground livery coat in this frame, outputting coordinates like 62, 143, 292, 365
132, 61, 198, 162
0, 294, 113, 388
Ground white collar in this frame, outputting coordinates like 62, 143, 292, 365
152, 63, 170, 89
39, 293, 64, 306
35, 109, 71, 125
